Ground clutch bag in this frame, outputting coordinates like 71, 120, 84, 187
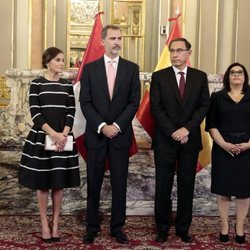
45, 135, 73, 151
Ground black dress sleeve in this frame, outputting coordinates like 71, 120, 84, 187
64, 80, 76, 129
205, 92, 219, 131
29, 78, 47, 128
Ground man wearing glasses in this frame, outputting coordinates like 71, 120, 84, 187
150, 38, 210, 243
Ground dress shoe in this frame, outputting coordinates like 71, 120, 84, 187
41, 237, 52, 243
235, 224, 246, 244
48, 222, 60, 242
41, 230, 52, 243
236, 234, 246, 244
82, 231, 97, 244
156, 231, 168, 243
176, 232, 192, 243
111, 231, 129, 244
52, 237, 60, 242
219, 233, 229, 242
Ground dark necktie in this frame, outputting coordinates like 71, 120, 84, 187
178, 72, 185, 99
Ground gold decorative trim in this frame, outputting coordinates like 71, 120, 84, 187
214, 0, 219, 73
164, 0, 171, 56
0, 75, 10, 107
111, 0, 145, 69
234, 0, 240, 62
28, 0, 32, 69
183, 0, 186, 37
141, 0, 145, 70
197, 0, 202, 68
158, 0, 162, 57
66, 0, 100, 68
11, 0, 14, 68
53, 0, 56, 45
43, 0, 48, 50
67, 0, 71, 68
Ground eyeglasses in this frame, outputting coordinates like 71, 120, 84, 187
169, 48, 189, 54
229, 70, 244, 76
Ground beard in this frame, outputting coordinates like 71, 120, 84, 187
112, 46, 121, 55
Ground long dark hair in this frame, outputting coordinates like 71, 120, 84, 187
42, 47, 63, 68
223, 62, 249, 93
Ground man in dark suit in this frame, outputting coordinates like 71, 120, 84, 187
150, 38, 210, 243
80, 25, 141, 244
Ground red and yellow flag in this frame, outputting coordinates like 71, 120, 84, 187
136, 14, 211, 170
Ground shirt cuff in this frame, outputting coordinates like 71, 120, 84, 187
97, 122, 107, 134
113, 122, 121, 132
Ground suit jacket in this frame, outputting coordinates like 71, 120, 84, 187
80, 56, 141, 150
150, 66, 210, 153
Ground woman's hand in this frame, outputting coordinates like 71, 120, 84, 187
221, 141, 240, 156
236, 142, 250, 153
51, 132, 67, 152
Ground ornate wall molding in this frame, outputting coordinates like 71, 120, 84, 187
0, 75, 10, 106
1, 68, 223, 142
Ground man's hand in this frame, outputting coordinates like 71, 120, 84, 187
180, 136, 189, 144
102, 124, 119, 139
171, 127, 189, 142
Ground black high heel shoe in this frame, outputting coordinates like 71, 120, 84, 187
235, 224, 246, 244
52, 236, 60, 242
219, 233, 229, 242
41, 229, 52, 243
49, 222, 61, 242
41, 237, 52, 243
236, 234, 245, 244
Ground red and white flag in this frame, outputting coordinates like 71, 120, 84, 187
73, 12, 138, 162
73, 12, 105, 160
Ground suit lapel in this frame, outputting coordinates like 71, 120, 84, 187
182, 67, 193, 106
96, 57, 110, 99
168, 68, 182, 104
112, 57, 126, 99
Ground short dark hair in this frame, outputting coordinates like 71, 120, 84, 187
169, 38, 191, 50
101, 25, 122, 39
42, 47, 63, 68
223, 62, 249, 93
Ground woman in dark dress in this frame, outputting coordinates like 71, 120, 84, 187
19, 47, 80, 242
206, 62, 250, 244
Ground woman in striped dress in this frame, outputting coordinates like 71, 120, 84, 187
19, 47, 80, 242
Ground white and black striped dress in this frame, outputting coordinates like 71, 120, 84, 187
19, 77, 80, 190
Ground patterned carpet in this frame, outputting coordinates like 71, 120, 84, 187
0, 214, 249, 249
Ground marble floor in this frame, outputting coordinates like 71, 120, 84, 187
0, 119, 239, 217
0, 150, 239, 217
